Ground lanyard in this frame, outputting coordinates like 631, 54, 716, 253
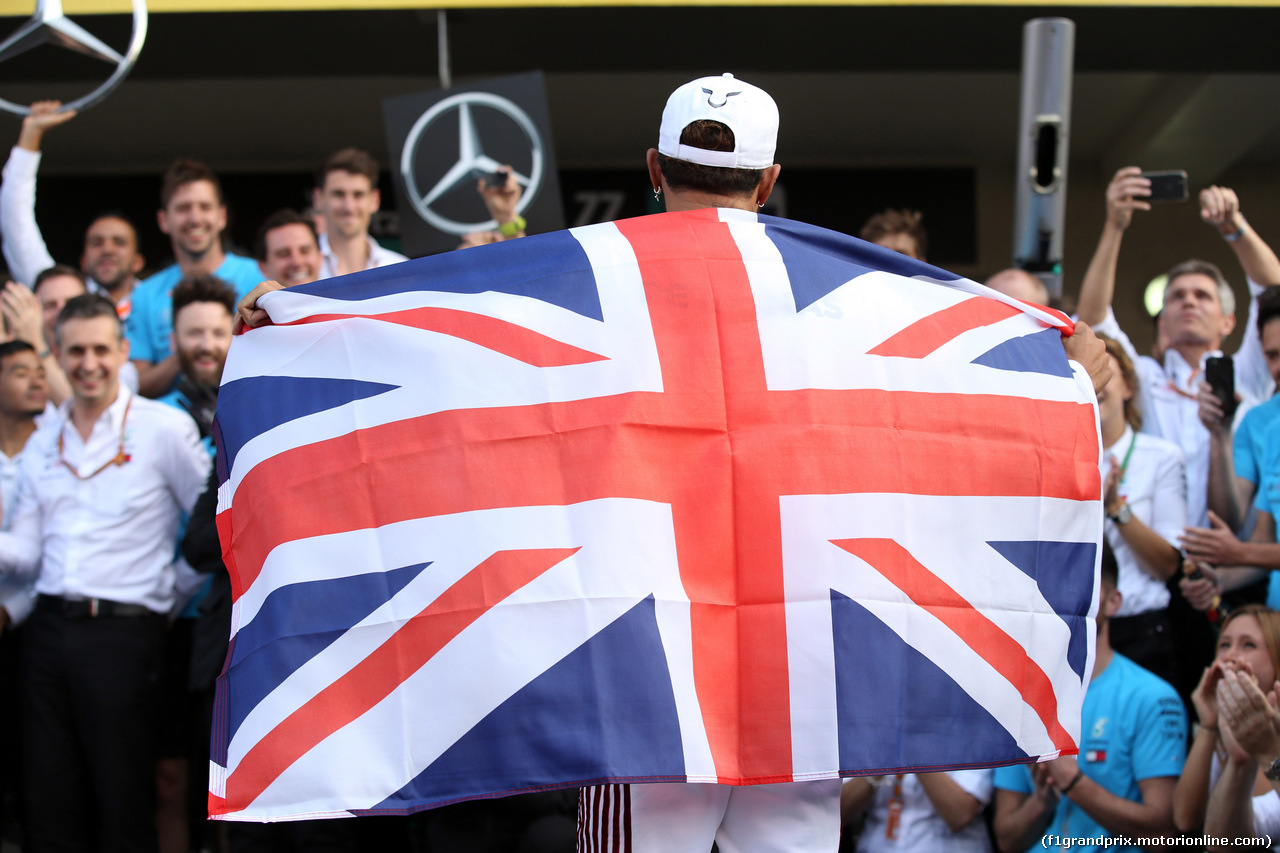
884, 774, 905, 840
58, 397, 132, 480
1111, 430, 1137, 490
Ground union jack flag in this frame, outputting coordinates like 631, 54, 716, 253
211, 208, 1102, 821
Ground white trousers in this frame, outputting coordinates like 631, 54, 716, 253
577, 779, 842, 852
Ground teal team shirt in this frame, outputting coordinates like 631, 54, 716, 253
1232, 396, 1280, 608
993, 654, 1186, 853
126, 253, 263, 364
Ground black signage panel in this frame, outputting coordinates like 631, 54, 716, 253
383, 71, 565, 257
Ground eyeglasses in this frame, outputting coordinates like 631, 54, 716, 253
58, 397, 132, 480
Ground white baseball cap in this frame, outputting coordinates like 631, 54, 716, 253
658, 73, 778, 170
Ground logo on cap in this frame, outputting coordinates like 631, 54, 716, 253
701, 87, 741, 110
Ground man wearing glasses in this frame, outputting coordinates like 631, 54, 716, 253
0, 294, 209, 852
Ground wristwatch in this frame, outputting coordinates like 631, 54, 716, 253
1265, 756, 1280, 781
1108, 501, 1133, 525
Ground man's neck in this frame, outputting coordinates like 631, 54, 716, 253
1169, 341, 1215, 371
176, 243, 227, 277
70, 387, 119, 441
1092, 628, 1114, 679
325, 230, 371, 276
663, 190, 758, 213
0, 413, 37, 458
100, 277, 138, 305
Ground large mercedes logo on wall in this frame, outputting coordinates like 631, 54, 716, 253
399, 91, 543, 236
0, 0, 148, 116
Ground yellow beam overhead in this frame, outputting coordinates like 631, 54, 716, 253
0, 0, 1277, 11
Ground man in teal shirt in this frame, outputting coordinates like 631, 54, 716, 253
992, 545, 1186, 853
127, 159, 262, 398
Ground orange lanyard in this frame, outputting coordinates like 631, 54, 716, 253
58, 398, 132, 480
1166, 367, 1202, 401
884, 774, 905, 840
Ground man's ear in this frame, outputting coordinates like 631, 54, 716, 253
1101, 585, 1123, 619
755, 164, 782, 208
645, 149, 664, 198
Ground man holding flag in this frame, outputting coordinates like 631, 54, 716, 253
224, 75, 1108, 851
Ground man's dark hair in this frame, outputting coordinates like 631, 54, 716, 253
1258, 287, 1280, 336
316, 148, 380, 189
55, 293, 121, 347
1100, 539, 1118, 590
172, 274, 236, 323
859, 209, 928, 259
33, 264, 87, 295
85, 210, 141, 240
656, 121, 766, 197
0, 340, 36, 364
160, 159, 223, 209
254, 209, 319, 262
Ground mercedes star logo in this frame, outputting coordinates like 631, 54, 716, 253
0, 0, 148, 116
399, 90, 543, 236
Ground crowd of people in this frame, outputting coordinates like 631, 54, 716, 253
0, 101, 542, 853
0, 70, 1276, 853
848, 172, 1280, 853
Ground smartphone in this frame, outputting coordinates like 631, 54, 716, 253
485, 168, 509, 189
1141, 170, 1188, 203
1206, 354, 1237, 419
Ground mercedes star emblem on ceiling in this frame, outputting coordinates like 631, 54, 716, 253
399, 90, 543, 236
0, 0, 148, 116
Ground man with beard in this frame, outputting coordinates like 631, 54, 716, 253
0, 101, 146, 318
158, 275, 235, 446
128, 160, 263, 399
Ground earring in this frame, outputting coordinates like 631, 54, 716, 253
757, 201, 764, 208
654, 187, 662, 202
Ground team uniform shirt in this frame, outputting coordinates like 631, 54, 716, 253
1, 146, 58, 290
0, 445, 34, 625
1100, 426, 1187, 616
993, 654, 1187, 853
1094, 292, 1270, 527
854, 770, 993, 853
317, 233, 407, 280
157, 384, 216, 617
1232, 397, 1280, 608
126, 255, 263, 365
0, 387, 209, 613
0, 147, 136, 320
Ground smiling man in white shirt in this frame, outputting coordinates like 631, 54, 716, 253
313, 148, 407, 279
0, 293, 209, 852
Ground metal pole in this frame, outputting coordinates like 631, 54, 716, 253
1011, 17, 1075, 299
437, 9, 451, 90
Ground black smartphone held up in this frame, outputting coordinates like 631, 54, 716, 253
1142, 170, 1188, 203
1206, 354, 1237, 420
485, 168, 509, 189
